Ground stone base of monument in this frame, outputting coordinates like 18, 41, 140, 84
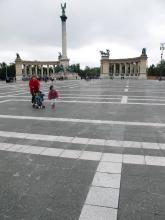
100, 74, 110, 79
66, 73, 80, 80
138, 74, 147, 80
59, 58, 70, 69
56, 73, 80, 80
16, 75, 23, 81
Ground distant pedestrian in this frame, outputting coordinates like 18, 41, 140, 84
48, 85, 59, 110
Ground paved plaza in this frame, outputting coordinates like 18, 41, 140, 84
1, 79, 165, 219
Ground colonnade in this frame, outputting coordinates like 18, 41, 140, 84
22, 64, 58, 78
101, 52, 148, 79
109, 62, 140, 76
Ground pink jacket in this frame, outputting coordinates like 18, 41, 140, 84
48, 90, 59, 100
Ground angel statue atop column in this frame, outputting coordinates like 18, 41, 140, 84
61, 3, 66, 16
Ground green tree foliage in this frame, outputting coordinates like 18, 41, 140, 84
67, 64, 80, 73
83, 66, 100, 78
0, 63, 16, 80
148, 61, 165, 76
66, 64, 100, 79
147, 64, 157, 76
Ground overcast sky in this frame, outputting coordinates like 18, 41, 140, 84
0, 0, 164, 67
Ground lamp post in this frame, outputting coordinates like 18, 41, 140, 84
160, 43, 165, 80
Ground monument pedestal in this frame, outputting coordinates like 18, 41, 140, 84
15, 55, 23, 79
100, 74, 110, 79
138, 74, 147, 80
60, 58, 70, 69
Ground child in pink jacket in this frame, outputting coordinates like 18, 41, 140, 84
48, 85, 59, 109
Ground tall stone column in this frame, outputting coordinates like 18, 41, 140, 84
61, 18, 67, 59
60, 3, 69, 69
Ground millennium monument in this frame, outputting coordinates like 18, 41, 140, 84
100, 48, 148, 79
60, 3, 69, 68
15, 3, 70, 79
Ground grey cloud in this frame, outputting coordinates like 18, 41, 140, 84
0, 0, 164, 65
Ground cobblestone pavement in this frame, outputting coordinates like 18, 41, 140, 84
0, 79, 165, 219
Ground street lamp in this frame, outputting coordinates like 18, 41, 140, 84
160, 43, 165, 62
160, 43, 165, 80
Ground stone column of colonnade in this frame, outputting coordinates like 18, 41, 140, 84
114, 64, 116, 75
24, 64, 27, 77
47, 65, 49, 76
29, 65, 32, 76
35, 65, 37, 76
135, 63, 138, 75
119, 64, 122, 75
125, 63, 127, 75
130, 63, 132, 75
22, 64, 59, 78
41, 65, 43, 78
53, 65, 55, 75
110, 62, 140, 76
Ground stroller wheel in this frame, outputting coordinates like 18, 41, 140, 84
42, 105, 45, 109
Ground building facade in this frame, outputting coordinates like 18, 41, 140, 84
15, 54, 60, 79
100, 48, 148, 79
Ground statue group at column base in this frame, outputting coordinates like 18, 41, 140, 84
59, 57, 70, 69
138, 74, 147, 80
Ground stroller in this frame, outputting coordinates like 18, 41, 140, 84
32, 91, 45, 109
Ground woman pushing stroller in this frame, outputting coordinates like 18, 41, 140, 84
29, 75, 45, 109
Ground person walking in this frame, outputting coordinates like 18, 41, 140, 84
48, 85, 59, 109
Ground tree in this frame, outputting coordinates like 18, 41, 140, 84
148, 61, 165, 77
147, 64, 157, 76
157, 61, 165, 76
67, 64, 81, 73
0, 62, 7, 80
0, 62, 16, 80
83, 66, 100, 78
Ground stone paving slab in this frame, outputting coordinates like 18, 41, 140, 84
118, 164, 165, 219
0, 151, 97, 220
